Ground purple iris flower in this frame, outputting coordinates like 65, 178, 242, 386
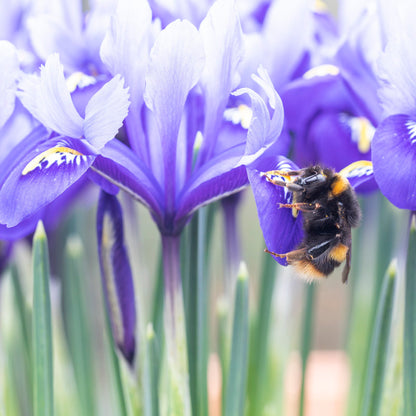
26, 0, 115, 74
372, 4, 416, 209
0, 53, 130, 228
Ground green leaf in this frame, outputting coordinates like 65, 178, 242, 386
143, 323, 160, 416
360, 260, 397, 416
224, 263, 249, 416
32, 221, 54, 416
63, 235, 96, 416
247, 253, 277, 415
404, 212, 416, 416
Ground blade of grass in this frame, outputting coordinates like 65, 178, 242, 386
299, 284, 316, 416
404, 212, 416, 416
360, 260, 397, 416
32, 221, 54, 416
247, 253, 277, 415
143, 323, 160, 416
63, 236, 96, 416
224, 263, 249, 416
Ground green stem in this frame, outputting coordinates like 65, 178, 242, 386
404, 212, 416, 416
162, 235, 191, 416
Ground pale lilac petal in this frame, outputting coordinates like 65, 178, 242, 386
144, 20, 205, 210
83, 75, 130, 149
0, 41, 19, 129
262, 0, 313, 89
197, 0, 244, 161
27, 15, 87, 73
100, 0, 152, 106
17, 54, 84, 138
234, 67, 284, 165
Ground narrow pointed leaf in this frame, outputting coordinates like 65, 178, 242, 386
404, 213, 416, 416
361, 260, 396, 416
224, 263, 249, 416
32, 221, 53, 416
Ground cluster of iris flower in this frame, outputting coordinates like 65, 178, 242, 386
0, 0, 413, 362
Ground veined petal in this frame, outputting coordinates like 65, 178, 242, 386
339, 160, 375, 190
100, 0, 152, 105
97, 191, 136, 363
17, 54, 84, 138
0, 41, 19, 129
247, 156, 303, 265
372, 114, 416, 209
27, 15, 87, 73
0, 135, 95, 227
234, 67, 284, 165
92, 139, 164, 225
83, 74, 130, 149
197, 0, 244, 161
175, 143, 248, 229
144, 20, 205, 210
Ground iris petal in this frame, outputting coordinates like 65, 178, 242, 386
83, 74, 130, 149
17, 54, 84, 138
247, 156, 303, 265
97, 191, 136, 364
143, 19, 205, 211
0, 41, 19, 129
372, 114, 416, 209
0, 135, 95, 227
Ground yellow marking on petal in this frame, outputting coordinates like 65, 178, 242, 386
329, 243, 348, 263
223, 104, 253, 129
357, 117, 373, 153
331, 174, 349, 196
303, 64, 340, 79
22, 146, 83, 176
339, 160, 373, 178
238, 104, 253, 129
314, 0, 328, 12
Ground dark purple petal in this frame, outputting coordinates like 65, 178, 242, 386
0, 135, 95, 227
338, 160, 376, 192
92, 140, 164, 225
97, 191, 136, 364
372, 114, 416, 209
175, 143, 248, 231
306, 111, 372, 171
247, 155, 303, 265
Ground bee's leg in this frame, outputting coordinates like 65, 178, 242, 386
262, 176, 304, 192
264, 247, 309, 263
278, 202, 321, 211
341, 242, 352, 284
263, 169, 304, 179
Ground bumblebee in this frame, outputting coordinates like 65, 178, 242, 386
263, 165, 361, 283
